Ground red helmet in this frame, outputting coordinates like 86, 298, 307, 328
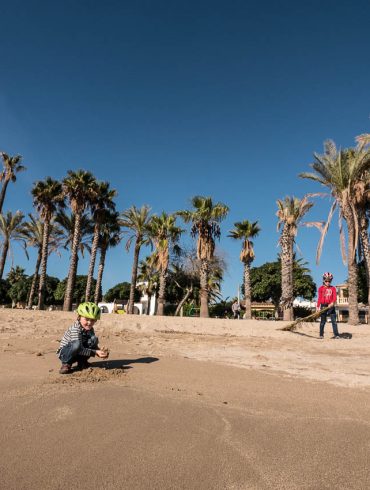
322, 272, 333, 282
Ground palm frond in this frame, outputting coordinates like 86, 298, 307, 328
316, 200, 337, 264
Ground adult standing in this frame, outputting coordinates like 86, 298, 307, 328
232, 300, 241, 320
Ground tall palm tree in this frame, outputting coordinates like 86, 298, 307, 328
150, 212, 183, 315
137, 254, 159, 315
32, 177, 65, 309
62, 170, 97, 311
22, 214, 63, 308
300, 140, 370, 324
276, 196, 313, 321
119, 205, 152, 314
94, 211, 121, 304
177, 196, 229, 318
0, 211, 27, 279
0, 153, 26, 213
228, 220, 260, 319
85, 181, 117, 301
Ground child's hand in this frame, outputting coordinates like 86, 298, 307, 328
96, 349, 109, 359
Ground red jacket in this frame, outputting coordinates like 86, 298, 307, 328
317, 285, 337, 307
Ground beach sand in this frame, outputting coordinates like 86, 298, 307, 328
1, 310, 370, 489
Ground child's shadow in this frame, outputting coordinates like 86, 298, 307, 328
91, 357, 159, 371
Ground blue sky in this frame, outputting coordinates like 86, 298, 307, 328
1, 0, 370, 299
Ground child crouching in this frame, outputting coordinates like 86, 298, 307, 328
57, 302, 109, 374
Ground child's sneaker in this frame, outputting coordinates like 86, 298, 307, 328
331, 335, 341, 339
59, 364, 72, 374
319, 335, 324, 339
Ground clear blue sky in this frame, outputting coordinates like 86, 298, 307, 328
1, 0, 370, 299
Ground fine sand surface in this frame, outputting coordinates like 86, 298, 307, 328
1, 310, 370, 489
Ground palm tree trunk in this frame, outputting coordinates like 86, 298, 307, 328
359, 212, 370, 324
156, 269, 167, 316
37, 219, 51, 310
199, 258, 209, 318
128, 241, 140, 314
0, 178, 10, 214
0, 239, 9, 279
146, 292, 152, 315
63, 212, 82, 311
280, 226, 294, 321
85, 224, 100, 301
27, 247, 42, 308
243, 261, 252, 319
94, 246, 107, 304
343, 204, 359, 325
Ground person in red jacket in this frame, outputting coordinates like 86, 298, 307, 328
317, 272, 340, 339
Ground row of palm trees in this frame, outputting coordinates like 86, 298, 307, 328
1, 132, 370, 322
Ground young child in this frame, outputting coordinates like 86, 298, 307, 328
317, 272, 340, 339
57, 302, 109, 374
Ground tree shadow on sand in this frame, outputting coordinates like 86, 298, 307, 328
90, 357, 159, 370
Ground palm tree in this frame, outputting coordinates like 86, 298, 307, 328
0, 153, 26, 213
177, 196, 229, 317
22, 214, 63, 308
0, 211, 27, 279
32, 178, 65, 309
150, 212, 183, 315
300, 140, 370, 324
94, 211, 121, 304
62, 170, 97, 311
119, 205, 152, 314
85, 181, 117, 301
228, 220, 260, 319
276, 196, 313, 321
137, 254, 159, 315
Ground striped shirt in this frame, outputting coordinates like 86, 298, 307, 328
57, 320, 96, 357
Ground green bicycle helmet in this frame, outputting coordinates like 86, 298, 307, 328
77, 302, 101, 320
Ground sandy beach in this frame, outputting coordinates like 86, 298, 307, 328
1, 310, 370, 489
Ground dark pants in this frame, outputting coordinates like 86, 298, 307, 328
59, 335, 98, 365
320, 306, 339, 337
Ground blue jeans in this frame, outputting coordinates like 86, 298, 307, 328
59, 335, 98, 365
320, 307, 339, 337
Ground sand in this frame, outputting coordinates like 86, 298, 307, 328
1, 310, 370, 489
